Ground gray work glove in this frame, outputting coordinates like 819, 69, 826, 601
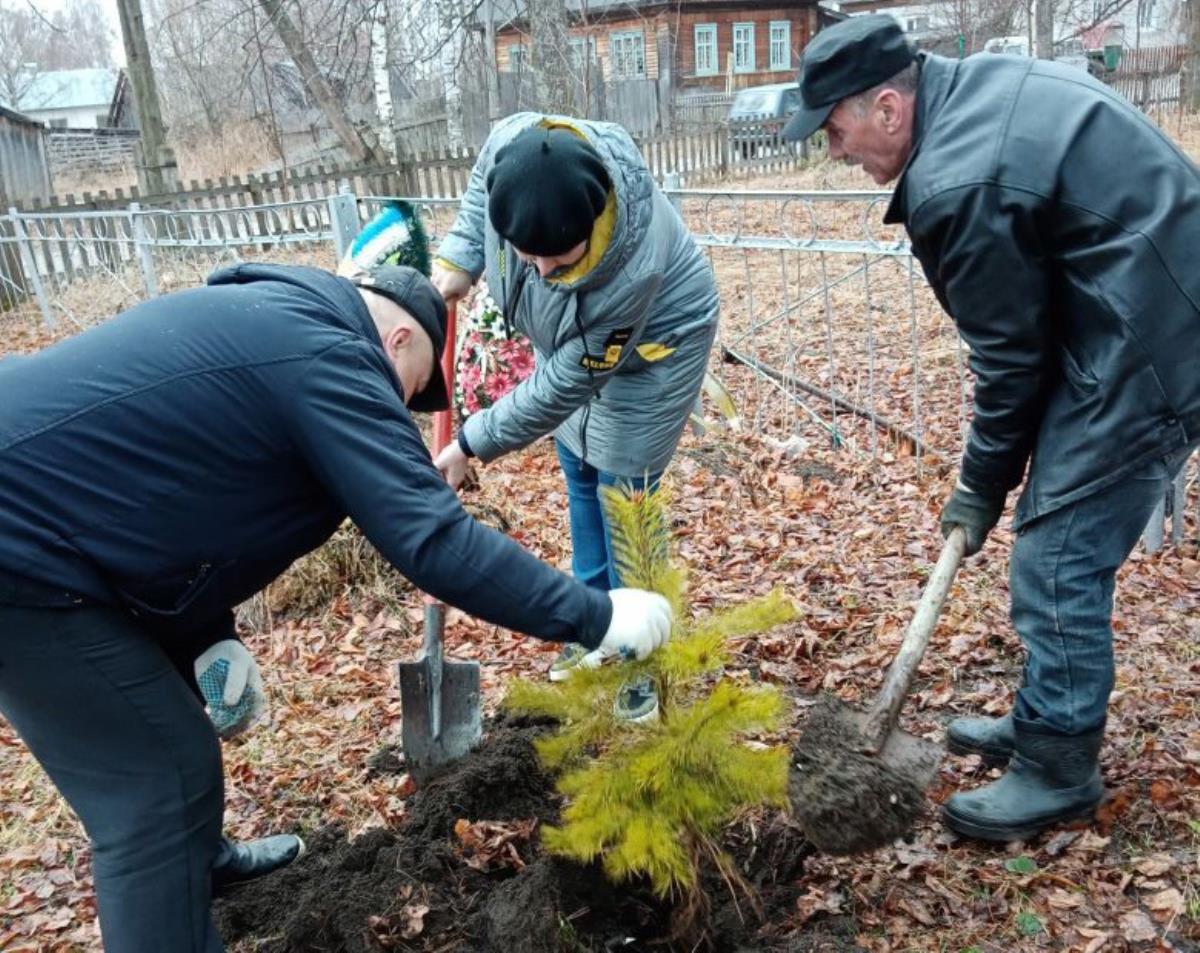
194, 639, 267, 738
940, 482, 1005, 556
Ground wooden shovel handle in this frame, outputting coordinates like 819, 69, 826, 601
423, 300, 458, 611
863, 527, 967, 751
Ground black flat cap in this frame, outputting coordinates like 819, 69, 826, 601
784, 14, 917, 142
353, 265, 450, 412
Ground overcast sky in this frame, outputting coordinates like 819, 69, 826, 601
38, 0, 127, 67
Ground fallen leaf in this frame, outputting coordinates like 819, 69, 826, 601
1081, 933, 1110, 953
1119, 909, 1158, 942
1144, 888, 1184, 917
1133, 855, 1175, 877
401, 902, 429, 939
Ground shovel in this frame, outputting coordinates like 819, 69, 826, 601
397, 301, 482, 783
791, 526, 967, 853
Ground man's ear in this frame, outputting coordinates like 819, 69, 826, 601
382, 322, 413, 359
875, 89, 904, 134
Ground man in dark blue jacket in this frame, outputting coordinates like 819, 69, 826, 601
786, 16, 1199, 842
0, 262, 671, 952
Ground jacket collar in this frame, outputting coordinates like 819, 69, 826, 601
883, 53, 959, 224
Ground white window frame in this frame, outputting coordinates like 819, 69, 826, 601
508, 44, 528, 70
694, 23, 718, 76
733, 22, 756, 74
768, 21, 790, 71
569, 35, 596, 67
610, 30, 647, 79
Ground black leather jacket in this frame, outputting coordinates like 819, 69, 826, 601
887, 53, 1200, 527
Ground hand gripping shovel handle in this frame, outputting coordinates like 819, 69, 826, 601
420, 301, 458, 740
862, 526, 967, 752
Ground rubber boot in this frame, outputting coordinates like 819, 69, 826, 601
212, 834, 305, 892
946, 712, 1016, 766
941, 719, 1103, 842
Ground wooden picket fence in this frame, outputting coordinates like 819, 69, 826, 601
12, 124, 813, 217
1108, 45, 1189, 112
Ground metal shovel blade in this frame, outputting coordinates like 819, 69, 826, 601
397, 602, 482, 784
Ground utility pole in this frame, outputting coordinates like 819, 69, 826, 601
483, 0, 502, 122
1034, 0, 1055, 59
114, 0, 178, 195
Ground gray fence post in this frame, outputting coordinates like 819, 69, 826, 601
7, 207, 54, 331
1171, 455, 1188, 545
664, 171, 682, 212
328, 188, 359, 263
1143, 492, 1166, 553
130, 203, 158, 298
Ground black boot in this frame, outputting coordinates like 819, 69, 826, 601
212, 834, 305, 891
941, 719, 1103, 842
946, 712, 1015, 766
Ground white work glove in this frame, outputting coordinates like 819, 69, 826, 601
194, 640, 267, 738
598, 588, 673, 661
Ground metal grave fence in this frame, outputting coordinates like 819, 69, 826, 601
0, 187, 1192, 550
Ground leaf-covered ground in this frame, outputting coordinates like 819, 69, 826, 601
1, 114, 1198, 952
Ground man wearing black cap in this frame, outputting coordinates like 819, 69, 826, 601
786, 15, 1200, 843
0, 262, 672, 951
428, 115, 719, 718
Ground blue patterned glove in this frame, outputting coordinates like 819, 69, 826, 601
194, 640, 267, 738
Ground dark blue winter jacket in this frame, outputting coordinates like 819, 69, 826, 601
0, 263, 611, 649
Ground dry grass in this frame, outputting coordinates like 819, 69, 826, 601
243, 522, 412, 629
172, 120, 285, 185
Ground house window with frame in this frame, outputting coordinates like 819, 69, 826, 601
768, 21, 790, 71
694, 23, 718, 76
610, 30, 646, 79
48, 117, 68, 129
733, 23, 755, 73
508, 44, 528, 70
1137, 0, 1155, 28
569, 35, 596, 68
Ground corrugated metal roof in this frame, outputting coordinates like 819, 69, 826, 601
6, 68, 117, 113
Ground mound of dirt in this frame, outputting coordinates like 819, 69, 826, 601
215, 717, 824, 952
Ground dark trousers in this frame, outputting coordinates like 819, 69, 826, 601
0, 603, 224, 952
1011, 445, 1194, 735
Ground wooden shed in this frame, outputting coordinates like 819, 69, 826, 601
0, 105, 52, 208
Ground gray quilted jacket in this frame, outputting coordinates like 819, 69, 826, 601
437, 113, 719, 477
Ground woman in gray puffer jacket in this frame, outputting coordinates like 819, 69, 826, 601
432, 113, 719, 694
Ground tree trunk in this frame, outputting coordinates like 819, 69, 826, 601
527, 0, 574, 115
256, 0, 379, 166
115, 0, 178, 194
439, 2, 466, 150
372, 5, 397, 163
1187, 0, 1200, 110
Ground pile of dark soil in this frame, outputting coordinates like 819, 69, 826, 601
215, 718, 829, 952
790, 695, 925, 855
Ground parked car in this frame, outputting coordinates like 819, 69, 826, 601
727, 82, 801, 157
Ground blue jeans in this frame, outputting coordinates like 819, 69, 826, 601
556, 439, 662, 592
1011, 446, 1193, 735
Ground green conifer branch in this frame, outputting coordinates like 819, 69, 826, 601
503, 482, 795, 909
